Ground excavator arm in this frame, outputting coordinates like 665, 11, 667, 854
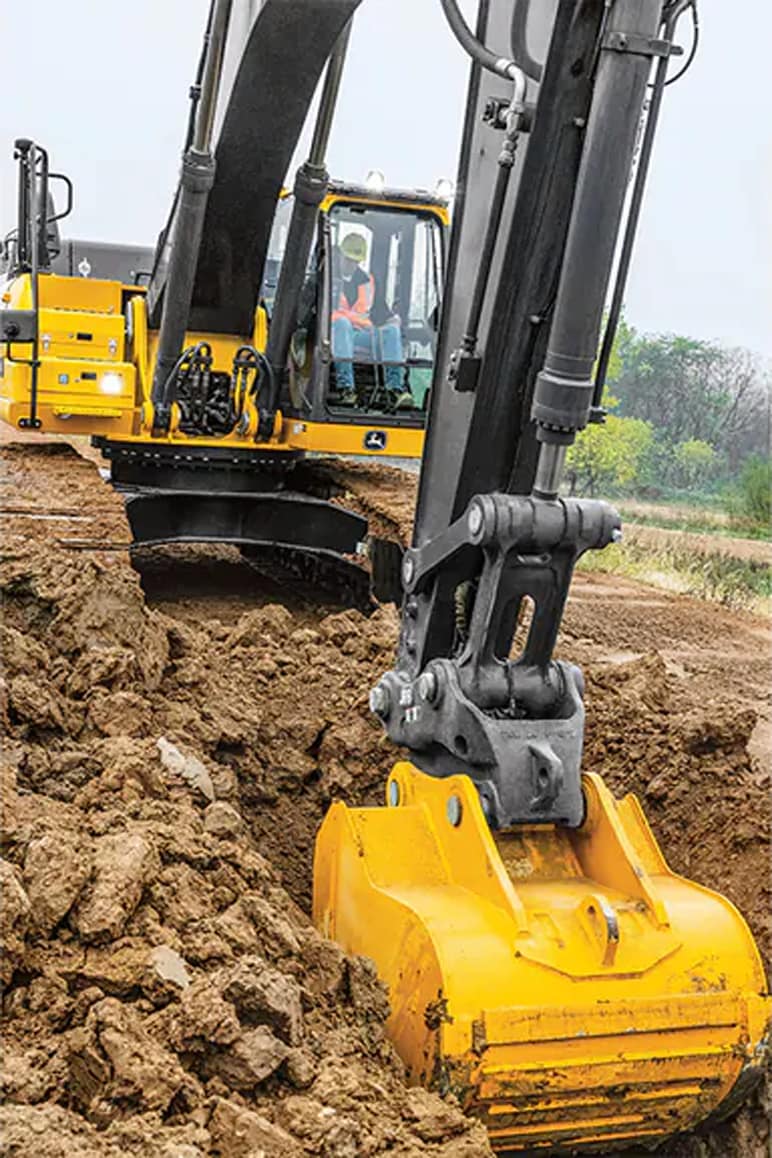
314, 0, 770, 1151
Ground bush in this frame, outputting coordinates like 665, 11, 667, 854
731, 457, 771, 530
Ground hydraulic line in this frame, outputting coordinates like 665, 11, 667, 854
184, 0, 217, 152
459, 86, 526, 361
150, 0, 233, 430
510, 0, 542, 82
264, 20, 352, 413
439, 0, 523, 80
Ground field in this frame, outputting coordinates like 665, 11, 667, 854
0, 434, 769, 1157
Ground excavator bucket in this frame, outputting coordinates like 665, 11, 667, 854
314, 763, 769, 1153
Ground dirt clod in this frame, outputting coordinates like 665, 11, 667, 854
73, 832, 160, 944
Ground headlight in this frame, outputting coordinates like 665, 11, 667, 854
100, 372, 123, 396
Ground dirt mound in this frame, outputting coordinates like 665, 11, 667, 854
1, 442, 769, 1157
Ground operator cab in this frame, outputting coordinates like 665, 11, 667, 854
263, 182, 447, 430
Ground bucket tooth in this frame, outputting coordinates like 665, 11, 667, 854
314, 763, 770, 1154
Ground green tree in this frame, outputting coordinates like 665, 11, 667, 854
611, 330, 770, 477
566, 412, 654, 497
672, 439, 716, 490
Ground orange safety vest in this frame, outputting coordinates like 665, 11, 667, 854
332, 271, 375, 329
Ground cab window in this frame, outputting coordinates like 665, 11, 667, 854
325, 202, 443, 417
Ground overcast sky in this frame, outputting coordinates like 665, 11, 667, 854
1, 0, 769, 355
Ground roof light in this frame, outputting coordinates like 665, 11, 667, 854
365, 169, 386, 193
435, 177, 455, 202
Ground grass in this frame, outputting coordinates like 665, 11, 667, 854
614, 497, 769, 542
577, 539, 772, 613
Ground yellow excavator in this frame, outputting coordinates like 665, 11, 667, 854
0, 0, 447, 599
1, 0, 768, 1153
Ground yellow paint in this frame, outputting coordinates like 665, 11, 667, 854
0, 183, 437, 460
314, 764, 770, 1152
320, 188, 450, 227
284, 417, 424, 457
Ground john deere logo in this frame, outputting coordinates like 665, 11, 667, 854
364, 430, 387, 451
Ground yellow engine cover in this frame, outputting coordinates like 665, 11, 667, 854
314, 764, 769, 1153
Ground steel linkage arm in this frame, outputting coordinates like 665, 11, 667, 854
371, 493, 620, 828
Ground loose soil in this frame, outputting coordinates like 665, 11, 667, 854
1, 437, 769, 1158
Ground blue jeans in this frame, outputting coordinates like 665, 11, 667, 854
332, 316, 404, 392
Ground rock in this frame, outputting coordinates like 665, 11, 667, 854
301, 934, 346, 999
167, 980, 241, 1052
148, 944, 191, 991
0, 761, 20, 843
319, 610, 361, 645
73, 831, 159, 944
26, 973, 71, 1030
318, 1116, 360, 1157
78, 943, 151, 996
284, 1047, 317, 1089
344, 954, 390, 1022
0, 1041, 68, 1106
208, 1097, 301, 1157
214, 902, 261, 955
23, 829, 92, 933
203, 801, 243, 839
68, 997, 191, 1118
67, 646, 137, 697
151, 863, 217, 929
8, 674, 65, 731
228, 605, 292, 649
208, 763, 239, 800
402, 1086, 471, 1143
0, 625, 50, 677
279, 1096, 338, 1146
93, 735, 168, 799
0, 859, 30, 987
221, 956, 304, 1044
88, 689, 151, 737
241, 893, 301, 957
157, 737, 215, 802
0, 1104, 124, 1157
205, 1026, 289, 1091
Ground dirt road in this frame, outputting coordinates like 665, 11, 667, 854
1, 440, 769, 1157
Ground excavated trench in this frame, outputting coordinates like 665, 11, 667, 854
0, 440, 769, 1157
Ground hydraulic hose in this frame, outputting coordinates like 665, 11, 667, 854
439, 0, 523, 81
184, 0, 217, 152
264, 20, 352, 413
150, 0, 233, 429
510, 0, 542, 82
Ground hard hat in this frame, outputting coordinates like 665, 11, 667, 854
340, 232, 367, 262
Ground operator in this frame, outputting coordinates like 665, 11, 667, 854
331, 232, 412, 409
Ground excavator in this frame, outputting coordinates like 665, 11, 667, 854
2, 0, 769, 1153
0, 0, 448, 599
